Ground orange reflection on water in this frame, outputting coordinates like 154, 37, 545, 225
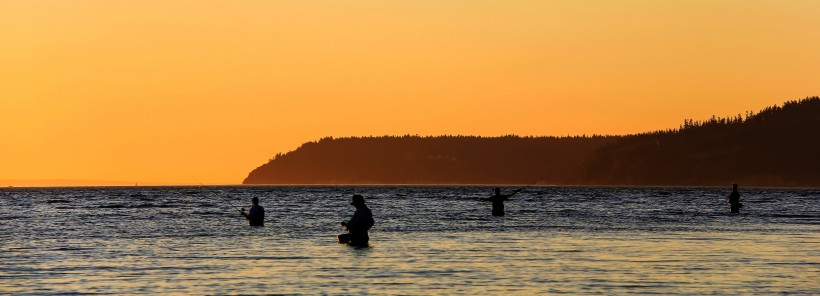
4, 229, 818, 294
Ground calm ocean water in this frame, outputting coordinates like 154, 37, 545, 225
1, 186, 818, 295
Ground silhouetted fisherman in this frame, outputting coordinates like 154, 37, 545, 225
486, 187, 522, 216
338, 195, 374, 247
241, 197, 265, 226
727, 183, 742, 213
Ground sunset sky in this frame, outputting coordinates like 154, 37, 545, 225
1, 1, 818, 185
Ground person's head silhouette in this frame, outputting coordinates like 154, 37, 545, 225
494, 188, 501, 195
351, 195, 365, 207
252, 197, 259, 205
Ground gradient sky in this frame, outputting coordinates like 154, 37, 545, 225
1, 1, 818, 185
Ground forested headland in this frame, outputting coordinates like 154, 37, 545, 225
243, 135, 616, 184
581, 97, 820, 186
244, 97, 820, 186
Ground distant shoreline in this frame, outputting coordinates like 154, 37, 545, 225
245, 97, 820, 187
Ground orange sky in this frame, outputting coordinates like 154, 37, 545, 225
1, 1, 818, 185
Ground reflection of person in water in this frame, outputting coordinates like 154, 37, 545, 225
339, 195, 374, 247
241, 197, 265, 226
486, 187, 521, 216
727, 184, 742, 213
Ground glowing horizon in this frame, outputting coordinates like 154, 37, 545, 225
1, 1, 818, 185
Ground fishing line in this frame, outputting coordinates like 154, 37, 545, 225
217, 194, 244, 215
205, 185, 245, 216
197, 182, 244, 215
514, 177, 548, 192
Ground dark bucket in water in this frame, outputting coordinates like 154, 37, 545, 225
338, 233, 369, 247
337, 233, 351, 244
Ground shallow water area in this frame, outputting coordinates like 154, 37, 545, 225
1, 186, 818, 294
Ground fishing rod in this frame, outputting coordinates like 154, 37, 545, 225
210, 188, 246, 217
218, 194, 245, 215
518, 177, 548, 190
507, 177, 548, 194
198, 182, 245, 216
482, 177, 547, 201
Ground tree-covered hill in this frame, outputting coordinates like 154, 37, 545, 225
243, 135, 615, 184
581, 97, 820, 186
244, 97, 820, 186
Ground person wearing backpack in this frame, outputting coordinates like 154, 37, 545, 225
339, 194, 374, 247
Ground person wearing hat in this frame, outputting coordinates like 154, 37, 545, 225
241, 197, 265, 226
339, 194, 374, 246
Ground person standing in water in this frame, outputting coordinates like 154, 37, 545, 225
486, 187, 522, 216
241, 197, 265, 226
727, 184, 742, 213
339, 195, 374, 247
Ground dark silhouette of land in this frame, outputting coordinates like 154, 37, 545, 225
244, 97, 820, 187
581, 97, 820, 186
244, 135, 615, 184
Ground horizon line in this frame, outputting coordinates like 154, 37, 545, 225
0, 179, 237, 188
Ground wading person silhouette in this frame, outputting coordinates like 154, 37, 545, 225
241, 197, 265, 226
338, 195, 374, 247
727, 184, 742, 213
486, 187, 521, 216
